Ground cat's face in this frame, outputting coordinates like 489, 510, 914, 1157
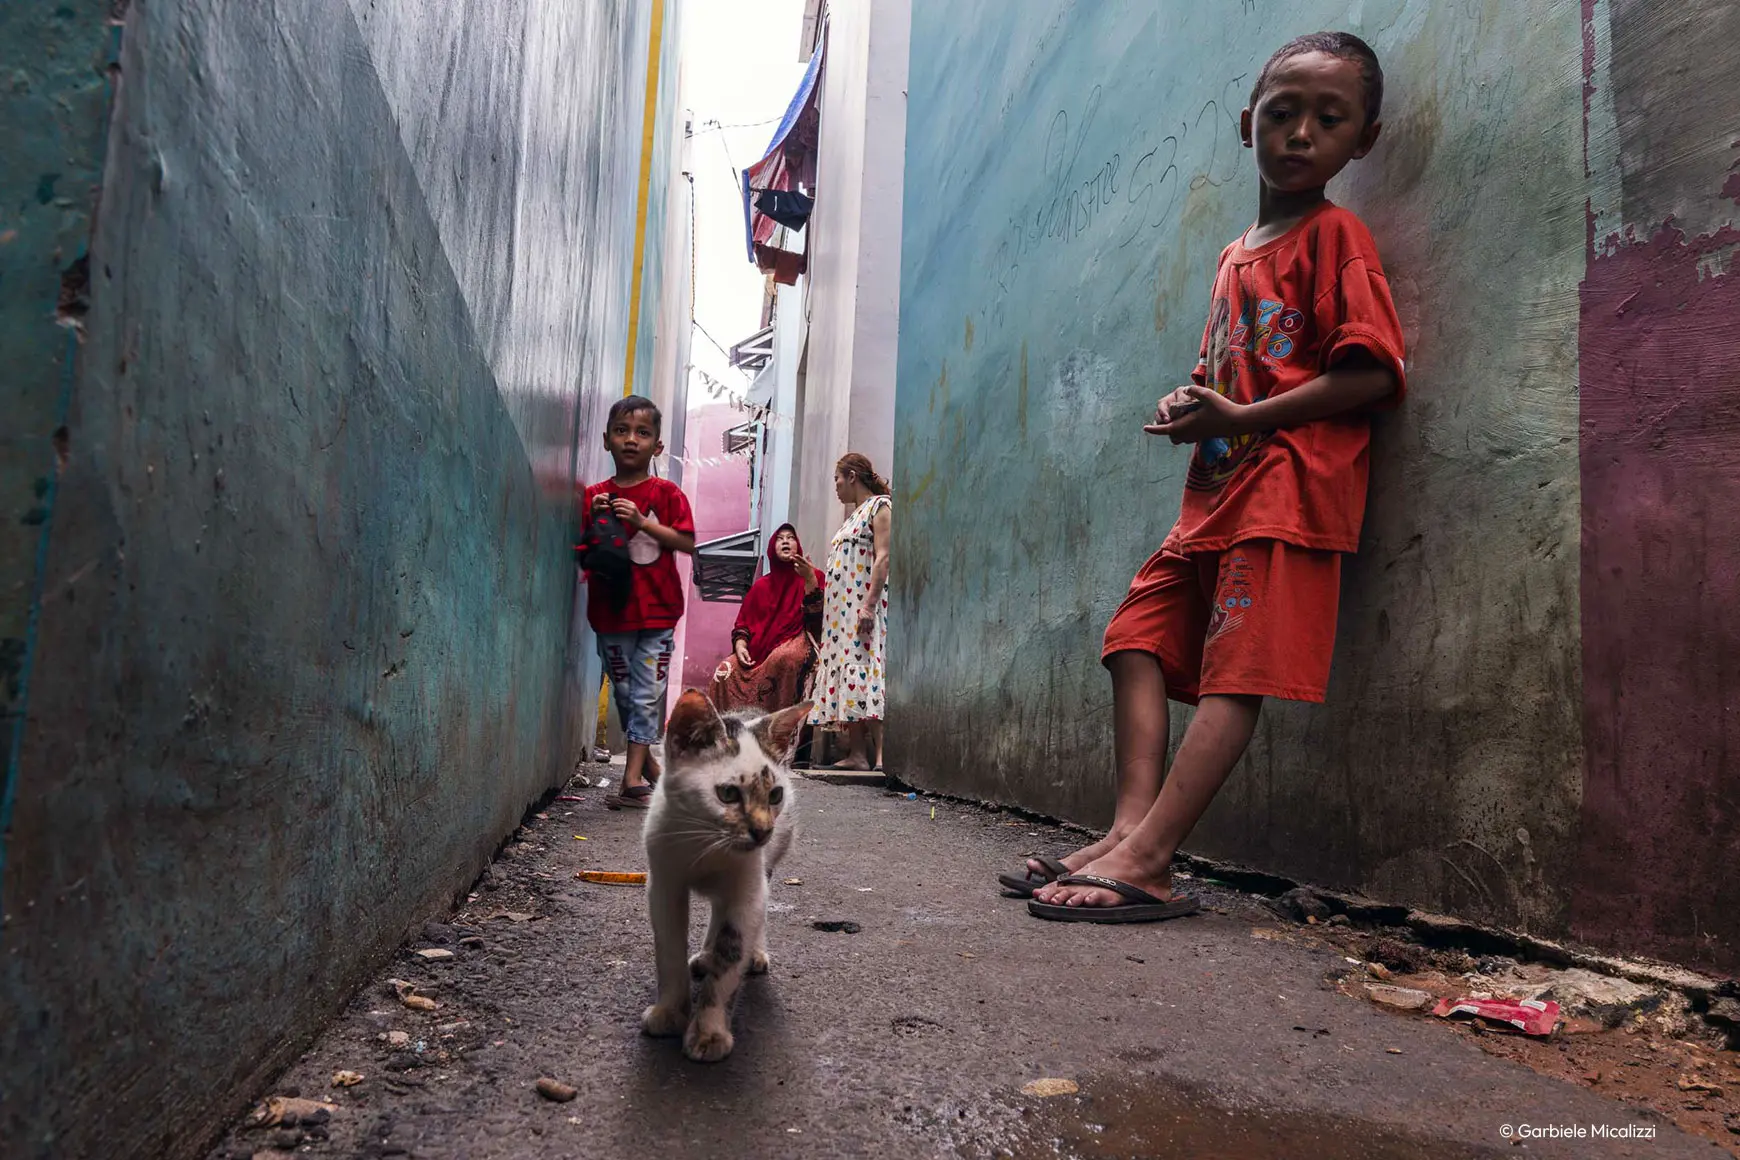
662, 691, 810, 851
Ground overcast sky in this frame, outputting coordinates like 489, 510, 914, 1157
680, 0, 809, 397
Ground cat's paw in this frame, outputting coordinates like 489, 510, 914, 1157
747, 948, 770, 975
688, 951, 714, 980
641, 1003, 689, 1038
682, 1018, 735, 1063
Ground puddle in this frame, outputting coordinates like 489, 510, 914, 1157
979, 1073, 1505, 1159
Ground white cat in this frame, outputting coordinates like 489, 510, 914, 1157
640, 689, 809, 1062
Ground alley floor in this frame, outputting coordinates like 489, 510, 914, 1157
209, 772, 1735, 1160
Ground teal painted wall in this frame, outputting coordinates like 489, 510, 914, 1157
0, 0, 114, 892
892, 2, 1587, 935
0, 1, 680, 1156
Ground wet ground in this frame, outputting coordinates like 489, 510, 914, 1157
210, 772, 1734, 1159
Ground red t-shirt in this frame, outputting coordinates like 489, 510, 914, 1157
580, 476, 695, 633
1163, 202, 1407, 555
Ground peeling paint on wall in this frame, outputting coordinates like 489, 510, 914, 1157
1574, 0, 1740, 971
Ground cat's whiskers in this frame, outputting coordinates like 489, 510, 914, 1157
684, 833, 737, 872
653, 823, 727, 841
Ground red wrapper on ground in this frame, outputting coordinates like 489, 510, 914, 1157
1431, 996, 1560, 1036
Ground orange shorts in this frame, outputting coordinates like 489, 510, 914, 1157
1101, 539, 1341, 704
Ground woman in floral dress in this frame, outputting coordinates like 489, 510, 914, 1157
810, 453, 892, 770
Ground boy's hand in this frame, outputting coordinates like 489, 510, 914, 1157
1151, 386, 1197, 426
611, 498, 646, 530
591, 493, 612, 515
1145, 385, 1248, 443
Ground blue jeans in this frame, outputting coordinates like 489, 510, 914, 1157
597, 628, 675, 746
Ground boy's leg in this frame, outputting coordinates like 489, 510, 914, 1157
1036, 540, 1339, 908
623, 744, 650, 789
1021, 550, 1204, 880
1034, 694, 1260, 907
1106, 648, 1175, 825
622, 629, 675, 791
598, 632, 637, 774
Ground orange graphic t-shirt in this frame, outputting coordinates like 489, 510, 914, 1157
1162, 202, 1407, 556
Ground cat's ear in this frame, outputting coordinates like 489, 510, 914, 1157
753, 700, 812, 763
666, 689, 728, 757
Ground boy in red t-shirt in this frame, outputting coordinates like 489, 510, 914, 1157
582, 396, 696, 808
1022, 33, 1407, 920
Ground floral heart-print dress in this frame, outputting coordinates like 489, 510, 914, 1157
809, 494, 890, 726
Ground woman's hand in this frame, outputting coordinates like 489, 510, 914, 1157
734, 640, 753, 667
856, 610, 876, 638
794, 555, 819, 589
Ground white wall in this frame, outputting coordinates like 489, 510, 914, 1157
790, 0, 909, 553
650, 101, 694, 486
654, 94, 696, 693
847, 0, 908, 473
764, 280, 807, 540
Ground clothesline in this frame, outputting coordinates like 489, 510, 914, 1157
692, 366, 793, 430
670, 451, 748, 470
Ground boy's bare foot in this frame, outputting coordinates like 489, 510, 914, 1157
1032, 843, 1175, 908
1023, 829, 1128, 882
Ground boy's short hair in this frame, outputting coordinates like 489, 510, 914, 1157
606, 394, 662, 436
1250, 32, 1384, 126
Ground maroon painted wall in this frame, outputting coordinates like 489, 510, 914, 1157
1575, 0, 1740, 971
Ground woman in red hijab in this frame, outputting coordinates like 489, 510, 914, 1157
708, 524, 824, 713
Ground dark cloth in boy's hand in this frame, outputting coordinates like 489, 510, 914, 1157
578, 497, 633, 611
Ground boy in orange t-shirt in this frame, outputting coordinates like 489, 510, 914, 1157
1021, 33, 1407, 921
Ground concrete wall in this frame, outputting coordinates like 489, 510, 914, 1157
640, 64, 695, 689
789, 0, 909, 556
0, 1, 682, 1156
649, 98, 695, 491
888, 0, 1730, 961
1572, 0, 1740, 968
763, 280, 810, 545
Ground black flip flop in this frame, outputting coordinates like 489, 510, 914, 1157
997, 855, 1070, 898
1026, 873, 1200, 923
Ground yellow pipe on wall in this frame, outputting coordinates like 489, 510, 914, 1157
621, 0, 668, 399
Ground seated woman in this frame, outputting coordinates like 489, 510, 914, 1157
708, 524, 824, 714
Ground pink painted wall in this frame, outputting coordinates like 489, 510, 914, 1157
1573, 0, 1740, 971
679, 401, 755, 689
